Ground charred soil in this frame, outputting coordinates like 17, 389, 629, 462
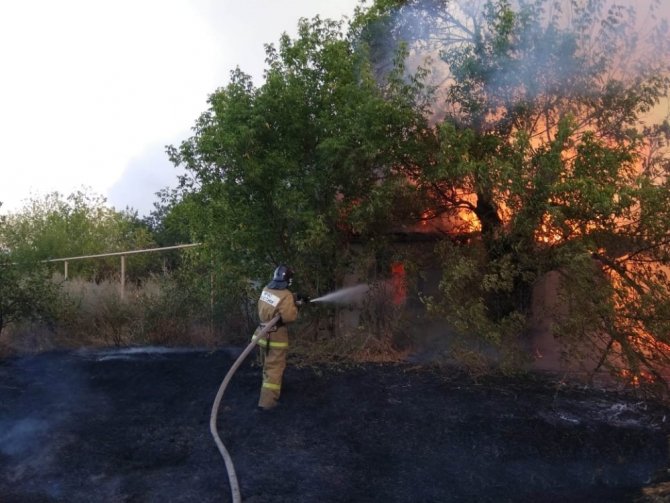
1, 348, 670, 502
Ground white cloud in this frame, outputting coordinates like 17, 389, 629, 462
0, 1, 220, 212
107, 138, 185, 216
200, 0, 361, 84
0, 1, 362, 215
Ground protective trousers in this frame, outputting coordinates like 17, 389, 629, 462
256, 325, 289, 409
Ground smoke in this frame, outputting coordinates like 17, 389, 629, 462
0, 355, 105, 492
0, 417, 50, 457
370, 0, 670, 123
0, 414, 68, 488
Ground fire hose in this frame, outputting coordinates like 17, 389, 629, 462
209, 315, 280, 503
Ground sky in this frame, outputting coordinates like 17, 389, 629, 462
0, 0, 361, 217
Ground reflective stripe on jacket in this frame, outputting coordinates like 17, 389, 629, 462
256, 338, 289, 349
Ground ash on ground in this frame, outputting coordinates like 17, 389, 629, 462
1, 349, 670, 502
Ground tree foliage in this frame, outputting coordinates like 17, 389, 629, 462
168, 16, 435, 295
0, 203, 60, 338
166, 0, 670, 385
0, 254, 60, 338
0, 190, 163, 340
364, 0, 670, 381
1, 190, 157, 281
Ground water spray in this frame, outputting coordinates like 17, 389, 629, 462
310, 284, 370, 304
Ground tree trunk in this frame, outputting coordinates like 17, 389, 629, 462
474, 190, 534, 322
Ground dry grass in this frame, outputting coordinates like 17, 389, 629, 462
289, 283, 414, 366
0, 275, 219, 356
2, 275, 418, 366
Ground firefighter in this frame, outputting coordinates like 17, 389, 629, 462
254, 265, 300, 410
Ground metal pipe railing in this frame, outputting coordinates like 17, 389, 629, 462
43, 243, 201, 297
43, 243, 201, 263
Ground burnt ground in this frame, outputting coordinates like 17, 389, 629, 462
2, 348, 670, 503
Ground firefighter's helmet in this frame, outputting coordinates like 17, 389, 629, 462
268, 265, 293, 289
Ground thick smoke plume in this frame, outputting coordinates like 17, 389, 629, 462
370, 0, 669, 123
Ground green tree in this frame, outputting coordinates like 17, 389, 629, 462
366, 0, 670, 382
168, 16, 435, 297
2, 190, 157, 281
0, 233, 59, 339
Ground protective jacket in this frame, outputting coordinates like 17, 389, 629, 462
254, 286, 298, 409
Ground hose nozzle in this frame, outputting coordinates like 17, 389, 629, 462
295, 293, 311, 306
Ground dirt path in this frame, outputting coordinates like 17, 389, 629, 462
1, 348, 669, 502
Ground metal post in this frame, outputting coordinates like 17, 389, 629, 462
41, 243, 201, 288
120, 255, 126, 298
210, 269, 215, 338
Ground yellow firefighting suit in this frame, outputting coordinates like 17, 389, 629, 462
254, 286, 298, 409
